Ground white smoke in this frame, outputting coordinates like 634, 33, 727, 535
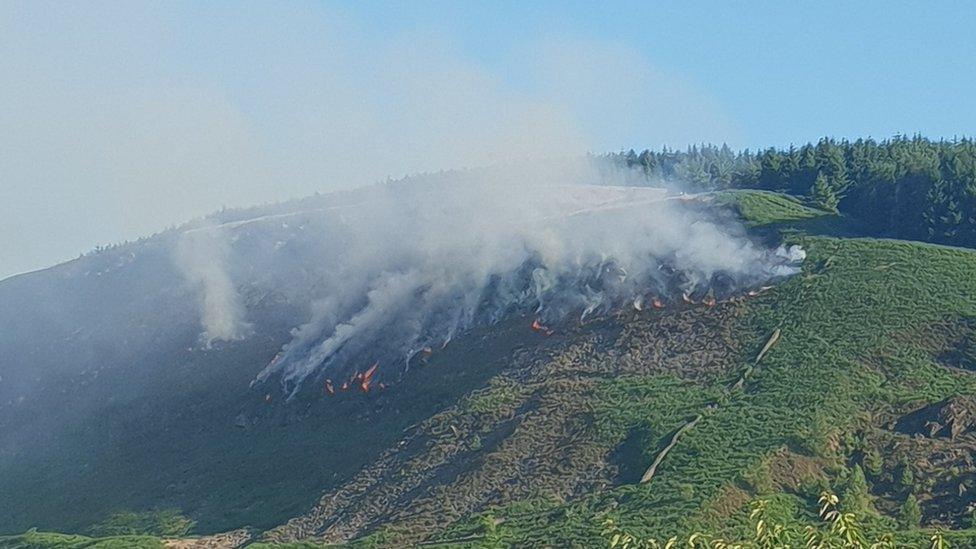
213, 161, 805, 397
173, 225, 252, 347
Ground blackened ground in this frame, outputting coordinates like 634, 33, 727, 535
0, 241, 559, 535
262, 301, 747, 545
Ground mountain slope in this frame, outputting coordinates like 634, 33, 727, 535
4, 187, 976, 547
264, 301, 744, 544
0, 178, 720, 535
250, 231, 976, 546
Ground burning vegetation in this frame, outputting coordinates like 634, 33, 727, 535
171, 175, 805, 399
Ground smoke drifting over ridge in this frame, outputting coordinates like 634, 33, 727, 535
0, 1, 741, 280
171, 161, 803, 398
132, 6, 776, 397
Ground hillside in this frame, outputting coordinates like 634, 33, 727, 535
0, 178, 730, 536
259, 193, 976, 546
4, 187, 976, 547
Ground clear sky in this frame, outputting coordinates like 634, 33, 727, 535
2, 1, 975, 279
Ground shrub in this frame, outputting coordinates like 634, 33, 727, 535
88, 509, 195, 538
900, 493, 922, 529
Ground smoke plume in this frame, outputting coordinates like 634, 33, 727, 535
164, 160, 806, 397
174, 225, 252, 347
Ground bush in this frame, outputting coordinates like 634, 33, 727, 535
88, 509, 195, 538
602, 491, 947, 548
901, 493, 922, 529
841, 465, 873, 516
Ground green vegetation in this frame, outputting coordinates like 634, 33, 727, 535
840, 465, 872, 516
600, 491, 953, 548
0, 510, 193, 549
411, 191, 976, 546
901, 494, 923, 530
611, 136, 976, 248
0, 529, 164, 549
87, 509, 194, 538
714, 190, 829, 227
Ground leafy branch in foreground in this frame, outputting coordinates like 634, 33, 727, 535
602, 491, 949, 549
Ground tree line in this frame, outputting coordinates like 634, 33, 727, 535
606, 136, 976, 248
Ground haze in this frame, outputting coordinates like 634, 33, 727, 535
2, 1, 974, 279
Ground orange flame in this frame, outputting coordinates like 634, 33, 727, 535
363, 362, 379, 382
531, 318, 554, 336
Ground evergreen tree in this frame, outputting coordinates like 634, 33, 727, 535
900, 493, 922, 529
603, 136, 976, 250
841, 465, 872, 515
810, 172, 840, 212
759, 149, 783, 190
637, 149, 655, 177
898, 460, 915, 489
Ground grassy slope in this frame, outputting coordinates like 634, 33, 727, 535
419, 191, 976, 546
714, 189, 826, 227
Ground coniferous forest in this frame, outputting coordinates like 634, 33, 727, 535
608, 136, 976, 248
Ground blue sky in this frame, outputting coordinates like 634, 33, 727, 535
2, 1, 975, 278
348, 0, 976, 149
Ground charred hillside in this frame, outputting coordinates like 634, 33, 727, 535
263, 301, 749, 545
4, 185, 976, 548
0, 175, 795, 535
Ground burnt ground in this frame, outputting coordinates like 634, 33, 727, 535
261, 301, 748, 545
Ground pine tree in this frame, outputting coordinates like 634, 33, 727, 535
898, 460, 915, 489
863, 451, 883, 476
759, 149, 783, 190
810, 172, 840, 212
637, 150, 655, 177
603, 137, 976, 249
900, 493, 922, 529
841, 465, 872, 515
